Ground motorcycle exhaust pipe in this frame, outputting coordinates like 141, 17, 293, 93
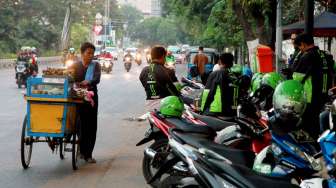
144, 148, 156, 159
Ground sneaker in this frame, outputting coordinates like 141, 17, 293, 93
85, 158, 96, 163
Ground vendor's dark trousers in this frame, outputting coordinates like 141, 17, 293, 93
79, 94, 98, 159
201, 73, 209, 85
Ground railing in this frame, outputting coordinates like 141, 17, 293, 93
0, 56, 61, 69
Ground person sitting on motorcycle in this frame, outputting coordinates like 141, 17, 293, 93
104, 51, 113, 59
123, 50, 133, 62
27, 56, 38, 76
139, 46, 180, 114
165, 50, 175, 63
66, 48, 79, 62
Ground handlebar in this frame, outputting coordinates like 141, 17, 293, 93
181, 77, 203, 90
234, 117, 268, 138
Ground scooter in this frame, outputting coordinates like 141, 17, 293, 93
15, 61, 29, 88
155, 128, 299, 188
124, 56, 132, 72
99, 58, 113, 74
137, 99, 270, 187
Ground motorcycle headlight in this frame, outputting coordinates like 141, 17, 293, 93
137, 54, 142, 59
65, 60, 74, 68
104, 62, 109, 67
126, 57, 131, 61
16, 65, 25, 72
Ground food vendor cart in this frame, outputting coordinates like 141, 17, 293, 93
21, 68, 84, 170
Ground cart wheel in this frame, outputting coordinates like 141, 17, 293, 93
72, 133, 79, 170
21, 115, 33, 169
59, 139, 64, 160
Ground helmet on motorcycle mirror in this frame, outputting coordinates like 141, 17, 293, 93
261, 72, 283, 90
273, 80, 306, 125
251, 73, 263, 92
160, 96, 184, 117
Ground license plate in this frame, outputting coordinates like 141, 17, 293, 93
144, 128, 152, 137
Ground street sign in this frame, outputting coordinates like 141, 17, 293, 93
94, 25, 103, 35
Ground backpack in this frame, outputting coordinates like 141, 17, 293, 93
318, 50, 335, 94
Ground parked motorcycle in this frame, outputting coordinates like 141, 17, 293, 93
15, 61, 29, 88
156, 128, 302, 188
124, 56, 132, 72
99, 58, 113, 74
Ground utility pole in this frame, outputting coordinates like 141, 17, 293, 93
275, 0, 283, 73
104, 0, 110, 48
304, 0, 314, 35
60, 3, 71, 61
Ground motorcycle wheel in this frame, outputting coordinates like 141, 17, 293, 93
142, 139, 168, 187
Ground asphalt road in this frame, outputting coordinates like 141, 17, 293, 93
0, 59, 187, 188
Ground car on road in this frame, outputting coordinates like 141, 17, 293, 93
186, 47, 219, 79
167, 45, 184, 64
105, 46, 119, 60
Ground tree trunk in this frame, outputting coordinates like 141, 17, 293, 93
231, 0, 256, 41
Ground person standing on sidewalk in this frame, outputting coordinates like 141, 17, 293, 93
292, 33, 332, 139
71, 42, 101, 163
193, 46, 209, 85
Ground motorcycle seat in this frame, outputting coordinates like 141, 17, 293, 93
209, 159, 300, 188
171, 130, 255, 168
165, 118, 216, 138
189, 111, 236, 131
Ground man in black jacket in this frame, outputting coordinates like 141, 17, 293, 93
139, 46, 180, 113
292, 33, 330, 139
201, 53, 237, 117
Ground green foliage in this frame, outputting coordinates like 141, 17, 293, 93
129, 16, 185, 46
70, 23, 90, 50
0, 0, 118, 57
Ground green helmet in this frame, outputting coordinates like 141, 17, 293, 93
273, 80, 306, 124
160, 96, 184, 117
251, 73, 263, 92
231, 64, 243, 75
261, 72, 283, 89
